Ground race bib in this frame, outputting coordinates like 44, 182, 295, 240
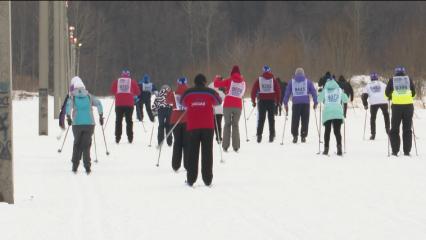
292, 78, 308, 96
142, 83, 153, 92
117, 78, 131, 93
369, 82, 381, 93
174, 94, 184, 110
393, 76, 410, 95
259, 77, 274, 93
227, 81, 245, 98
325, 88, 342, 104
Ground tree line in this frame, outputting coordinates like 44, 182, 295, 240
11, 1, 426, 97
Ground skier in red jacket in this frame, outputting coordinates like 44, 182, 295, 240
214, 65, 246, 152
251, 65, 281, 143
166, 77, 189, 171
110, 69, 141, 143
181, 74, 221, 187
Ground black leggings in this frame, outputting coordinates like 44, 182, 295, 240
323, 119, 343, 148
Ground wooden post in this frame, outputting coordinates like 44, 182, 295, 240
0, 1, 14, 204
39, 1, 49, 135
53, 1, 61, 119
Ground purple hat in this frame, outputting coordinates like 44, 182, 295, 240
370, 73, 379, 80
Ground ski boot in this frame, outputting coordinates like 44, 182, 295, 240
292, 136, 298, 144
323, 146, 329, 155
269, 133, 275, 143
257, 135, 262, 143
301, 136, 306, 143
370, 134, 375, 140
337, 145, 343, 156
72, 164, 78, 174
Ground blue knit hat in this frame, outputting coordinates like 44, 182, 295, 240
177, 77, 187, 85
263, 65, 271, 73
142, 74, 150, 84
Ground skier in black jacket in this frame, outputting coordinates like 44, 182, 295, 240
337, 75, 354, 118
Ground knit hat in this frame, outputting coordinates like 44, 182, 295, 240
324, 71, 332, 80
263, 65, 271, 73
121, 69, 130, 77
231, 65, 240, 75
394, 66, 406, 75
141, 74, 149, 84
194, 74, 207, 86
295, 67, 305, 76
177, 77, 187, 85
370, 73, 379, 81
161, 84, 171, 91
71, 76, 85, 90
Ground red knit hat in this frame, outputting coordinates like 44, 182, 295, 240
231, 65, 240, 75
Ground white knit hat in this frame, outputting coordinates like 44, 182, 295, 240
71, 76, 85, 90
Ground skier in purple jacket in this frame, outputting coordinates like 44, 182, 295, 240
283, 68, 318, 143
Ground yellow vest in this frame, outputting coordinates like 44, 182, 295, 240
391, 76, 414, 104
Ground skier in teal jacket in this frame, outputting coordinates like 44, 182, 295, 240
66, 76, 104, 174
317, 78, 348, 155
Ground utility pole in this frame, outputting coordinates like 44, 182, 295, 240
0, 1, 14, 204
39, 1, 49, 135
53, 1, 61, 119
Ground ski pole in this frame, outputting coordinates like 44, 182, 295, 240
343, 120, 346, 154
148, 120, 155, 147
280, 112, 288, 145
313, 107, 321, 154
103, 99, 115, 131
387, 131, 391, 157
156, 112, 186, 167
101, 125, 110, 155
246, 106, 255, 120
317, 103, 322, 154
141, 120, 147, 133
93, 130, 98, 163
57, 125, 70, 153
214, 114, 224, 163
412, 120, 418, 157
363, 108, 367, 140
387, 101, 391, 157
242, 99, 249, 142
351, 101, 357, 115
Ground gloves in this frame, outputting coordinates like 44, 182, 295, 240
364, 105, 368, 110
99, 114, 104, 126
313, 103, 318, 110
252, 102, 256, 107
66, 115, 72, 126
284, 105, 289, 113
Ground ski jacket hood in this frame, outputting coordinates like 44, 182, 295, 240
325, 79, 340, 90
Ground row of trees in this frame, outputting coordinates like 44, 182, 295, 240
11, 1, 426, 97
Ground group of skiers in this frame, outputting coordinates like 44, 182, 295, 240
62, 65, 417, 186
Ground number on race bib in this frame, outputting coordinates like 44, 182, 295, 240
118, 78, 131, 93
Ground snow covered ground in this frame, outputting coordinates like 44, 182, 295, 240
1, 96, 426, 240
